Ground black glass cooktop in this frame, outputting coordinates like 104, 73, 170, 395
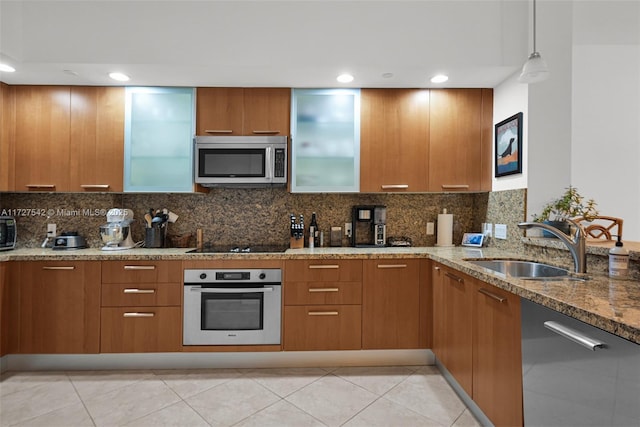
187, 244, 289, 254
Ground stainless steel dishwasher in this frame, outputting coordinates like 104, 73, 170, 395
521, 298, 640, 426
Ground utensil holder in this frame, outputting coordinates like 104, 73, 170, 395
290, 236, 304, 249
145, 227, 165, 248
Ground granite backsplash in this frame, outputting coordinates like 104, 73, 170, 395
0, 188, 527, 250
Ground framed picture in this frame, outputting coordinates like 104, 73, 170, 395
494, 112, 523, 177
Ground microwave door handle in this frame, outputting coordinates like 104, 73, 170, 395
265, 146, 273, 179
190, 287, 274, 293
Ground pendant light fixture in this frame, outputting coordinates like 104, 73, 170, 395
518, 0, 550, 83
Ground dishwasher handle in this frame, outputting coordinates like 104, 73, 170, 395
544, 321, 606, 351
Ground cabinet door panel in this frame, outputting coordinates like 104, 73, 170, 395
283, 305, 361, 351
14, 86, 71, 191
1, 83, 16, 191
70, 86, 124, 192
19, 261, 100, 354
360, 89, 429, 192
243, 88, 290, 135
196, 87, 243, 135
362, 259, 421, 349
102, 260, 182, 284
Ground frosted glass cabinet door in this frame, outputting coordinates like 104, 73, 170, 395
124, 87, 195, 192
291, 89, 360, 192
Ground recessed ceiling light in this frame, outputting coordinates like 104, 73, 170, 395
0, 63, 16, 73
109, 72, 130, 82
430, 74, 449, 83
337, 73, 354, 83
382, 72, 394, 79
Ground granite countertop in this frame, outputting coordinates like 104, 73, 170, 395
1, 246, 638, 344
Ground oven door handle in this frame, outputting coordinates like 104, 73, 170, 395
190, 287, 274, 293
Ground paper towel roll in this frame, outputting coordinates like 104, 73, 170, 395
436, 209, 454, 247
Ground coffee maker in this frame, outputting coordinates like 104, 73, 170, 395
351, 205, 386, 247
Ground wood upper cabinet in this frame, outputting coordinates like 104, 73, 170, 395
0, 83, 16, 191
196, 87, 290, 136
473, 281, 523, 427
18, 261, 101, 354
429, 88, 493, 192
69, 86, 124, 192
360, 89, 429, 192
362, 259, 421, 349
14, 86, 72, 191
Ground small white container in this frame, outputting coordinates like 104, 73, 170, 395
609, 236, 629, 278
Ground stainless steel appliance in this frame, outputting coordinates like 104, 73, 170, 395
0, 216, 17, 251
183, 268, 282, 345
521, 298, 640, 426
351, 205, 386, 247
99, 208, 136, 251
52, 232, 87, 250
194, 136, 287, 187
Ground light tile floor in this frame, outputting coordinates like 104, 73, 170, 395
0, 365, 481, 427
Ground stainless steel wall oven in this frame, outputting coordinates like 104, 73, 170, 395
183, 268, 282, 345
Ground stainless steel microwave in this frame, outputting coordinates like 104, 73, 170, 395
0, 216, 17, 251
194, 136, 287, 187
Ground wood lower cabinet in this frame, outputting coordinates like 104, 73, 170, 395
360, 89, 430, 192
196, 87, 290, 136
428, 88, 493, 192
100, 260, 182, 353
362, 259, 421, 349
473, 282, 523, 427
283, 259, 363, 350
18, 261, 101, 354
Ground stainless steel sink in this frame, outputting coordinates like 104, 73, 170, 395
466, 259, 571, 279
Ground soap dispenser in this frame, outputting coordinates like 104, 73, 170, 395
608, 235, 629, 278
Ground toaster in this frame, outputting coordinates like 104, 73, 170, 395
52, 232, 87, 250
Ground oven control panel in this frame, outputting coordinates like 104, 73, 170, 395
184, 269, 282, 284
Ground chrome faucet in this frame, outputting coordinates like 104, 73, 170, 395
518, 218, 587, 274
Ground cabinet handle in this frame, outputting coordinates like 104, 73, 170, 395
445, 272, 464, 283
123, 265, 156, 270
123, 288, 156, 294
123, 312, 155, 318
42, 266, 75, 270
478, 288, 506, 303
377, 264, 407, 269
543, 321, 605, 351
434, 266, 441, 271
308, 288, 339, 293
381, 184, 409, 190
252, 130, 280, 134
308, 265, 339, 269
205, 129, 233, 134
308, 311, 339, 316
80, 184, 110, 190
441, 184, 470, 190
26, 184, 55, 189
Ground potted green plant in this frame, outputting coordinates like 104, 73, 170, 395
533, 186, 598, 237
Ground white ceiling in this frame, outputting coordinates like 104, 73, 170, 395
0, 0, 530, 88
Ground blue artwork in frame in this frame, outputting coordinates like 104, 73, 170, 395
495, 112, 523, 177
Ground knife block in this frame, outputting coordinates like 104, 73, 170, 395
290, 236, 304, 249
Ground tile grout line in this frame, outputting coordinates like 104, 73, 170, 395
67, 371, 99, 427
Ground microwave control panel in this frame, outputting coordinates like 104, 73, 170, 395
274, 148, 286, 178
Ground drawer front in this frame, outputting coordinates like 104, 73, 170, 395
284, 281, 362, 305
101, 282, 181, 307
100, 306, 182, 353
101, 261, 181, 283
283, 305, 361, 351
285, 260, 362, 283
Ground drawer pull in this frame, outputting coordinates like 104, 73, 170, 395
123, 312, 155, 318
252, 130, 280, 134
445, 272, 464, 283
123, 288, 156, 294
205, 129, 233, 134
308, 265, 339, 269
377, 264, 407, 269
434, 266, 441, 271
123, 265, 156, 270
80, 184, 110, 190
381, 184, 409, 189
26, 184, 55, 189
544, 321, 605, 351
308, 311, 339, 316
441, 184, 470, 190
478, 288, 506, 303
308, 288, 339, 293
42, 266, 75, 270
